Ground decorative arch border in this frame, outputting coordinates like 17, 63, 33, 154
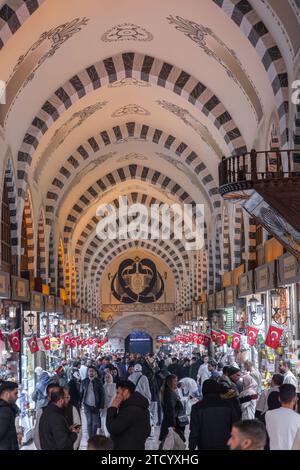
37, 210, 46, 279
17, 51, 247, 206
45, 121, 221, 222
23, 191, 35, 279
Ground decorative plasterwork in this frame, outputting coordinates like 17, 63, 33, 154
1, 17, 90, 127
156, 152, 202, 189
167, 15, 263, 122
101, 23, 153, 42
157, 99, 223, 158
34, 101, 108, 182
108, 77, 151, 88
118, 153, 148, 162
111, 104, 150, 117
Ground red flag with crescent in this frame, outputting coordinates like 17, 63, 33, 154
211, 330, 219, 344
40, 336, 51, 351
88, 337, 94, 345
203, 335, 210, 347
8, 330, 20, 352
62, 333, 71, 345
232, 333, 241, 350
219, 331, 229, 346
265, 325, 283, 349
247, 326, 259, 347
75, 336, 82, 346
70, 337, 77, 348
0, 329, 4, 342
197, 333, 204, 345
28, 336, 39, 354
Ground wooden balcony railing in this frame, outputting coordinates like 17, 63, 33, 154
219, 149, 300, 190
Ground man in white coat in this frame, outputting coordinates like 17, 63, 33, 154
196, 356, 210, 394
279, 361, 298, 390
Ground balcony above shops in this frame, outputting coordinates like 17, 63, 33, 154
219, 149, 300, 259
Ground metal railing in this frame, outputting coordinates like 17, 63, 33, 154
219, 149, 300, 187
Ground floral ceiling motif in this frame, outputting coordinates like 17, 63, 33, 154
112, 104, 150, 118
101, 23, 153, 42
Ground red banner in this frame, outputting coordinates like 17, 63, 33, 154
219, 331, 229, 346
197, 333, 204, 345
62, 333, 71, 345
28, 336, 39, 354
203, 335, 210, 348
8, 330, 20, 352
211, 330, 220, 344
232, 332, 241, 350
40, 336, 51, 351
247, 326, 260, 347
75, 336, 82, 346
70, 337, 77, 348
0, 329, 4, 342
265, 325, 283, 349
88, 337, 94, 345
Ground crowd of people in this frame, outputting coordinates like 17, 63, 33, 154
0, 351, 299, 451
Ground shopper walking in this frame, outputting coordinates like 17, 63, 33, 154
266, 384, 300, 450
255, 373, 284, 416
32, 371, 50, 411
244, 361, 262, 394
227, 420, 267, 450
128, 364, 151, 404
81, 366, 104, 438
239, 375, 257, 420
102, 372, 116, 436
33, 382, 60, 450
278, 360, 298, 390
159, 374, 186, 447
106, 380, 151, 450
189, 379, 240, 450
0, 381, 19, 450
39, 387, 80, 450
68, 369, 81, 412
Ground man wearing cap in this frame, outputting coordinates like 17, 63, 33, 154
219, 366, 257, 415
128, 364, 151, 404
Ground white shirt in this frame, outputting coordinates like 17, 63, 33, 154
256, 386, 280, 414
79, 364, 88, 381
292, 428, 300, 450
266, 407, 300, 450
178, 378, 198, 397
197, 364, 210, 384
283, 370, 298, 390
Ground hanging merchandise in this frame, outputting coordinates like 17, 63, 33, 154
232, 332, 241, 350
247, 326, 260, 347
40, 336, 51, 351
265, 325, 284, 350
27, 336, 39, 354
219, 331, 229, 346
8, 329, 21, 352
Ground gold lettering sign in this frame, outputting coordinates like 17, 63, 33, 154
216, 290, 224, 308
226, 288, 234, 306
17, 280, 25, 297
239, 274, 249, 294
32, 293, 43, 311
283, 256, 298, 280
257, 267, 269, 290
0, 272, 9, 298
208, 295, 215, 310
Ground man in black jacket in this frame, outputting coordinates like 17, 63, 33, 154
189, 379, 240, 450
106, 380, 151, 450
0, 381, 19, 450
80, 366, 104, 438
39, 387, 80, 450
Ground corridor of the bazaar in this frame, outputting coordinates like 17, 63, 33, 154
0, 0, 300, 456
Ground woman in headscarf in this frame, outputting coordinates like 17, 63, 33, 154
102, 372, 116, 436
32, 371, 50, 411
239, 375, 258, 420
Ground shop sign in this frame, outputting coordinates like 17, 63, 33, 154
225, 286, 236, 307
277, 253, 300, 286
238, 271, 254, 297
56, 297, 63, 314
45, 295, 55, 313
201, 303, 208, 318
208, 294, 215, 310
11, 276, 29, 301
215, 290, 225, 309
0, 271, 10, 299
255, 262, 275, 293
30, 292, 44, 311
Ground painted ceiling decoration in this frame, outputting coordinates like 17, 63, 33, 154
16, 50, 247, 210
167, 15, 263, 122
110, 257, 164, 304
157, 99, 223, 158
111, 103, 150, 117
101, 23, 153, 42
34, 101, 108, 181
107, 77, 151, 88
0, 16, 90, 127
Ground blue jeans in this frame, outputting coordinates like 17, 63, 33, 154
84, 406, 101, 439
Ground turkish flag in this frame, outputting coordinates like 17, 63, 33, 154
82, 339, 88, 347
197, 333, 204, 345
88, 337, 94, 345
8, 330, 20, 352
203, 335, 210, 347
0, 329, 4, 342
265, 325, 283, 349
193, 332, 198, 343
211, 330, 219, 343
40, 336, 51, 351
70, 337, 77, 348
232, 333, 241, 350
62, 333, 71, 345
247, 326, 260, 347
28, 336, 39, 354
219, 331, 229, 346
